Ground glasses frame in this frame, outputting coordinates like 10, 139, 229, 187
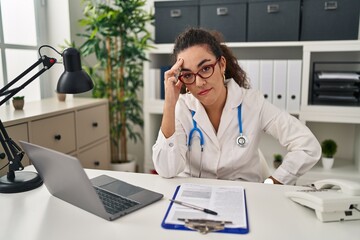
177, 58, 220, 85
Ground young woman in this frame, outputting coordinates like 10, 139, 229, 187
152, 28, 321, 185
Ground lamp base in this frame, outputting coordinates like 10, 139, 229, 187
0, 171, 43, 193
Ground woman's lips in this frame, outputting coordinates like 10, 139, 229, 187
198, 88, 212, 96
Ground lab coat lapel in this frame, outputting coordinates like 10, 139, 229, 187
192, 105, 219, 148
217, 80, 243, 140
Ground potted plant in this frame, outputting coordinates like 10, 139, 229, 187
273, 153, 283, 169
77, 0, 154, 171
321, 139, 337, 170
12, 96, 25, 110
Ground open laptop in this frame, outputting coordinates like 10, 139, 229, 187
19, 141, 163, 221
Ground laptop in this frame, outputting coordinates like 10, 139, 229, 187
19, 141, 163, 221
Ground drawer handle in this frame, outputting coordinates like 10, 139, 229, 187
92, 122, 98, 127
94, 161, 100, 166
324, 1, 337, 10
170, 9, 181, 18
264, 94, 268, 99
277, 94, 282, 99
267, 4, 279, 13
54, 134, 62, 141
291, 95, 296, 100
217, 7, 228, 16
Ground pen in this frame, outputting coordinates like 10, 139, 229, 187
169, 199, 218, 215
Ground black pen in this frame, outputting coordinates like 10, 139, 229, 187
169, 199, 218, 215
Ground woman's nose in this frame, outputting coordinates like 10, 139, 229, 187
195, 75, 206, 87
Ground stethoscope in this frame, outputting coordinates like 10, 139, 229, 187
187, 104, 247, 177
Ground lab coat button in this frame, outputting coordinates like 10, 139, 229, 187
169, 143, 174, 147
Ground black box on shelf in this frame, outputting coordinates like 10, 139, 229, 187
155, 0, 199, 44
300, 0, 360, 41
247, 0, 301, 42
310, 62, 360, 106
199, 0, 247, 42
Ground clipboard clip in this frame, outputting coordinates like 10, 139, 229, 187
178, 218, 233, 234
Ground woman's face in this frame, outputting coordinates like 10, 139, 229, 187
177, 45, 227, 108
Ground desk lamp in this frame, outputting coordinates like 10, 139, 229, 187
0, 45, 93, 193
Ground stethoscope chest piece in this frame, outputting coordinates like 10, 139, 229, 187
236, 134, 247, 147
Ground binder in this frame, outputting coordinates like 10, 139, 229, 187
247, 60, 260, 90
260, 60, 273, 102
161, 183, 249, 234
273, 60, 287, 110
286, 60, 302, 113
160, 66, 171, 100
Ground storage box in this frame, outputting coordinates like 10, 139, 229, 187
155, 1, 199, 44
247, 0, 301, 42
199, 0, 247, 42
300, 0, 360, 41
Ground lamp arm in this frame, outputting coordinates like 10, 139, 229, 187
0, 55, 57, 106
0, 120, 24, 180
0, 55, 56, 180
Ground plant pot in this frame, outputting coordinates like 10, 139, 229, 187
57, 93, 66, 102
12, 99, 24, 110
111, 154, 137, 172
111, 160, 136, 172
273, 160, 282, 169
322, 157, 334, 170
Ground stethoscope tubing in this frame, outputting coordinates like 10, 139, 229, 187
187, 104, 246, 177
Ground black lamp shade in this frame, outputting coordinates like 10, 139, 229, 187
56, 48, 94, 94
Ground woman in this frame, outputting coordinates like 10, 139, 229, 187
152, 28, 321, 185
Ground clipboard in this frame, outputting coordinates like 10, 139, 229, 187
161, 184, 249, 234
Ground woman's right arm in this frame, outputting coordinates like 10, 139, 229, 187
152, 58, 188, 178
161, 58, 183, 137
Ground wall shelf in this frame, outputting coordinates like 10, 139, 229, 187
143, 40, 360, 181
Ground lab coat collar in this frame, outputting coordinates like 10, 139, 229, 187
217, 79, 244, 139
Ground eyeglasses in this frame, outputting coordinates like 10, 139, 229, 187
177, 58, 220, 85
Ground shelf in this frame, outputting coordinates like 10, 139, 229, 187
296, 158, 360, 186
143, 39, 360, 179
300, 105, 360, 124
150, 40, 360, 54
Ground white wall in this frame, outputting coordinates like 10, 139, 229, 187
45, 0, 71, 97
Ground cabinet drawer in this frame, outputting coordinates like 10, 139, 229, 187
30, 113, 76, 153
78, 140, 110, 169
248, 0, 301, 42
77, 104, 108, 148
0, 123, 29, 176
155, 1, 199, 43
200, 0, 247, 42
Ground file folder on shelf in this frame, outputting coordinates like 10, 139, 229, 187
161, 183, 249, 234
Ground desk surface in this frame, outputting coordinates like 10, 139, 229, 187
1, 166, 359, 240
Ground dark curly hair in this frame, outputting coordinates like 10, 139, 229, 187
173, 28, 249, 93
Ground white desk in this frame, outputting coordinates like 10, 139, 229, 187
0, 166, 359, 240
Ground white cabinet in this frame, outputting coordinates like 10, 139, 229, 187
0, 98, 110, 177
143, 41, 360, 183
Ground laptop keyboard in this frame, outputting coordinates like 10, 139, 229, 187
94, 187, 139, 215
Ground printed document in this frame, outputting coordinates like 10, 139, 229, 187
164, 183, 247, 229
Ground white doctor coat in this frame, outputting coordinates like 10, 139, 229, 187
152, 79, 321, 185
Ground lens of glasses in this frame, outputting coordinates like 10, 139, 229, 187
179, 64, 215, 85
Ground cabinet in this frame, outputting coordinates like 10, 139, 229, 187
0, 98, 110, 177
143, 40, 360, 184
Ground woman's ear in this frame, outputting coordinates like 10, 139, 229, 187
220, 56, 226, 72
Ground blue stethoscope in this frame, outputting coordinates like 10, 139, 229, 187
187, 104, 247, 177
